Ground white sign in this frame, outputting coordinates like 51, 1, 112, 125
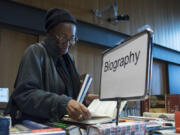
0, 88, 9, 102
100, 31, 152, 100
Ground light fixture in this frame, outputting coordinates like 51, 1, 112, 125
107, 14, 130, 23
91, 2, 130, 23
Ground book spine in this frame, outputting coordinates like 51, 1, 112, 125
32, 128, 62, 132
22, 120, 49, 129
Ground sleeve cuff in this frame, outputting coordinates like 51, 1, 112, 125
50, 94, 72, 122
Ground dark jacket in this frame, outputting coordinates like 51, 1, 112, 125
5, 36, 81, 124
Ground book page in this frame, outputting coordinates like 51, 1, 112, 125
88, 99, 117, 118
88, 99, 127, 119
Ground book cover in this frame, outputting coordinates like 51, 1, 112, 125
166, 94, 180, 113
175, 112, 180, 133
141, 98, 149, 115
22, 120, 50, 129
77, 74, 92, 103
121, 101, 141, 117
149, 95, 166, 113
141, 95, 167, 114
150, 95, 165, 109
10, 130, 66, 135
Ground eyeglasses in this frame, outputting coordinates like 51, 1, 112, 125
56, 34, 78, 45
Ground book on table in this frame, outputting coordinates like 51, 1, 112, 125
87, 121, 146, 135
63, 73, 127, 124
62, 99, 127, 124
10, 120, 66, 135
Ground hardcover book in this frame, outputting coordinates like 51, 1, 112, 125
149, 95, 166, 113
77, 74, 92, 103
166, 94, 180, 113
141, 95, 167, 114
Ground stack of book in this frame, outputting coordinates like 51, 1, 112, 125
143, 112, 174, 121
117, 115, 175, 134
149, 95, 166, 113
10, 120, 66, 135
141, 94, 180, 114
87, 121, 146, 135
141, 95, 167, 114
121, 101, 141, 117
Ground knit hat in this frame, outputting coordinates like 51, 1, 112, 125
45, 8, 77, 32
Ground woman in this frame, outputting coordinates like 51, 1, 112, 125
5, 8, 98, 125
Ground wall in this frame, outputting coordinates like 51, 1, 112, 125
168, 63, 180, 94
14, 0, 180, 51
0, 28, 38, 107
151, 59, 168, 95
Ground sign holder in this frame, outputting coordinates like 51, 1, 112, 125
99, 30, 153, 125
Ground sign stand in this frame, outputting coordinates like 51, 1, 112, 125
116, 98, 121, 125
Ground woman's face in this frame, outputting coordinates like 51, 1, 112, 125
54, 23, 77, 55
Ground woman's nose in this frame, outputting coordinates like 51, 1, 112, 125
65, 40, 71, 47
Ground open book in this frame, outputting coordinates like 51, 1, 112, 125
86, 99, 127, 124
62, 99, 127, 125
62, 74, 127, 124
88, 99, 117, 119
77, 74, 92, 103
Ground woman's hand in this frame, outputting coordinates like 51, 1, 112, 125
86, 94, 99, 105
66, 99, 91, 121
